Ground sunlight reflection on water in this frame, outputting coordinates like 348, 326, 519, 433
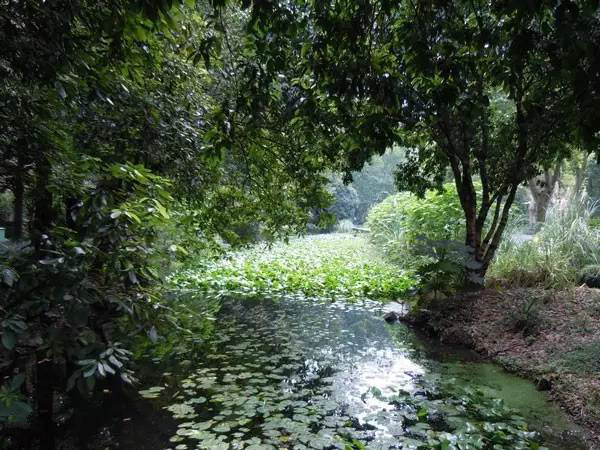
147, 295, 586, 450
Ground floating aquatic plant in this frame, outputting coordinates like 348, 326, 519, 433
168, 234, 415, 302
146, 297, 548, 450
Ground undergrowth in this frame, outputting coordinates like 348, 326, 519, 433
489, 197, 600, 288
169, 234, 415, 301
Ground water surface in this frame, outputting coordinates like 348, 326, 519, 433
130, 295, 586, 450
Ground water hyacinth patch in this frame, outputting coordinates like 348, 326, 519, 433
169, 234, 415, 302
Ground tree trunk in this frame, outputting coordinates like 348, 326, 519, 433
30, 153, 55, 248
30, 152, 58, 450
527, 162, 561, 230
528, 188, 551, 225
36, 359, 56, 450
573, 151, 589, 199
13, 154, 24, 240
460, 184, 518, 289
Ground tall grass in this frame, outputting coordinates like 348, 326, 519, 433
489, 196, 600, 288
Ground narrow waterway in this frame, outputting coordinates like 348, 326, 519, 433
103, 295, 587, 450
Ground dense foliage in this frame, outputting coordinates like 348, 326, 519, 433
0, 1, 335, 446
325, 177, 360, 226
171, 234, 414, 302
1, 0, 600, 448
367, 186, 464, 266
241, 0, 600, 284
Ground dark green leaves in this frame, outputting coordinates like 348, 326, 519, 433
1, 315, 27, 350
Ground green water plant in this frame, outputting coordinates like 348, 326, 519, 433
169, 234, 414, 302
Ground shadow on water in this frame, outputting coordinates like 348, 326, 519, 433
83, 295, 587, 450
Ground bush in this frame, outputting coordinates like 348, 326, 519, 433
489, 197, 600, 288
366, 185, 464, 265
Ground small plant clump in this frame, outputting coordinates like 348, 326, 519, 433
169, 234, 415, 302
551, 341, 600, 375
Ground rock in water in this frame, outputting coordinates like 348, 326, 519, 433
383, 302, 407, 323
384, 311, 400, 322
535, 378, 552, 391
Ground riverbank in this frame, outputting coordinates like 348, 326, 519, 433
410, 287, 600, 450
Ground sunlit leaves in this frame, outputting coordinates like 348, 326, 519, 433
139, 386, 166, 399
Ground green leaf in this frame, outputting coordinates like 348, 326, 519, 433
1, 331, 16, 350
2, 268, 17, 287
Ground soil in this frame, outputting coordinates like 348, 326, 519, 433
410, 286, 600, 450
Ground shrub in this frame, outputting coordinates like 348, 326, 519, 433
501, 291, 547, 336
366, 185, 464, 265
489, 197, 600, 288
412, 239, 474, 298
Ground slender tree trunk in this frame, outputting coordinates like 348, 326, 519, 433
36, 359, 56, 450
30, 153, 55, 248
13, 154, 24, 240
30, 152, 58, 450
527, 162, 561, 230
528, 187, 551, 225
573, 152, 589, 199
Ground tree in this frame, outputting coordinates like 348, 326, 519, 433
245, 0, 577, 285
350, 148, 405, 223
569, 147, 594, 199
587, 159, 600, 210
0, 1, 338, 448
327, 175, 360, 223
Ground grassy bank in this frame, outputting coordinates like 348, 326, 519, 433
412, 288, 600, 450
169, 233, 415, 302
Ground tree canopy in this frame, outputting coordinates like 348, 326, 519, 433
236, 0, 599, 282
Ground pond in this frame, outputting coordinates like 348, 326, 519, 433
106, 294, 587, 450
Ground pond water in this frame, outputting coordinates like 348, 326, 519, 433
123, 295, 586, 450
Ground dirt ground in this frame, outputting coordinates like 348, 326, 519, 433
413, 286, 600, 450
